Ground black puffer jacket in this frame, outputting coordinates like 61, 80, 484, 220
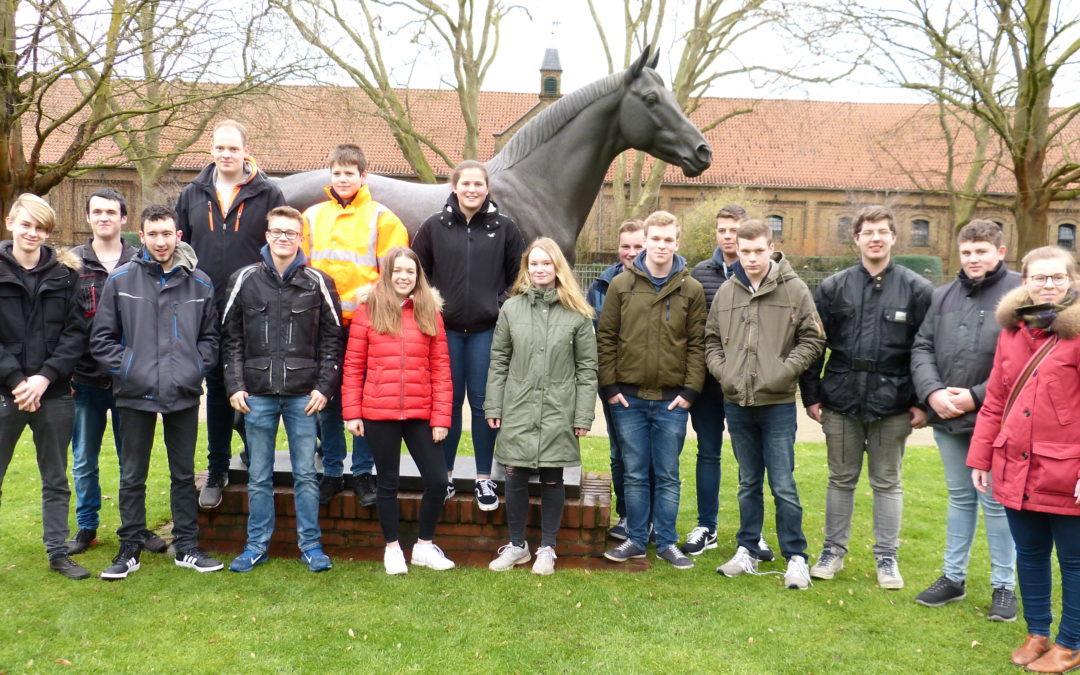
221, 247, 343, 398
412, 194, 526, 333
691, 249, 734, 310
799, 261, 933, 421
175, 160, 286, 310
90, 243, 218, 413
910, 261, 1021, 433
0, 243, 85, 399
71, 238, 138, 386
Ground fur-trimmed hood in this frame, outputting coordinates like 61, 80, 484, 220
354, 283, 444, 311
996, 285, 1080, 339
0, 241, 81, 273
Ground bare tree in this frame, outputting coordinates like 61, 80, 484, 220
274, 0, 524, 182
832, 0, 1080, 255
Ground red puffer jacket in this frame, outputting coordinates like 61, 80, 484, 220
968, 286, 1080, 516
341, 298, 452, 427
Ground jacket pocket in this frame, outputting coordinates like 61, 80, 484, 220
243, 356, 272, 392
1030, 442, 1080, 496
1046, 378, 1076, 426
283, 357, 317, 392
882, 308, 913, 347
116, 348, 154, 399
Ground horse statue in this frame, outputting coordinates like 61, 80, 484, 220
277, 46, 711, 260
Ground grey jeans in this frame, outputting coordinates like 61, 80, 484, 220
0, 395, 74, 559
821, 408, 912, 557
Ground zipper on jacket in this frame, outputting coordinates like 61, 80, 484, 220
235, 202, 245, 232
399, 334, 406, 419
207, 201, 214, 232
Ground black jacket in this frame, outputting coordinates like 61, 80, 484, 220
90, 243, 219, 413
175, 160, 286, 310
71, 238, 138, 386
691, 249, 735, 310
0, 243, 86, 399
799, 261, 933, 421
910, 261, 1021, 433
412, 194, 526, 333
221, 247, 343, 398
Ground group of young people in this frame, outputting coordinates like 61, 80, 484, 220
1, 117, 1078, 672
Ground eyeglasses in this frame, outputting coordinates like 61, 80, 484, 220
268, 229, 301, 241
1027, 273, 1070, 287
857, 229, 893, 239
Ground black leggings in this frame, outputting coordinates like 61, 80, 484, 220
505, 465, 565, 549
364, 419, 446, 543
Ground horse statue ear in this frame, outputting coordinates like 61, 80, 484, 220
647, 49, 659, 70
627, 44, 652, 81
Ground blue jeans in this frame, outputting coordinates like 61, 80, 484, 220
244, 396, 322, 553
71, 382, 122, 530
319, 395, 373, 478
934, 429, 1015, 588
609, 395, 688, 550
444, 329, 498, 475
724, 402, 807, 560
689, 375, 724, 531
1005, 508, 1080, 650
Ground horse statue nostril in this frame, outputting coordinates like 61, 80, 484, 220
696, 144, 712, 165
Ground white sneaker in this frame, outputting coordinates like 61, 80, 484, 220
411, 542, 455, 571
785, 556, 811, 590
876, 555, 904, 590
810, 546, 845, 580
489, 542, 531, 571
532, 546, 556, 575
384, 546, 408, 575
717, 546, 759, 577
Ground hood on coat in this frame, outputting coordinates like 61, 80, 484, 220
136, 240, 199, 273
0, 241, 81, 273
996, 284, 1080, 339
259, 244, 308, 279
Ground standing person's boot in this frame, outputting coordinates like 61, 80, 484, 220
65, 528, 98, 555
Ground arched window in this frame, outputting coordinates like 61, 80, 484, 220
911, 219, 930, 247
1058, 224, 1076, 251
766, 215, 784, 242
543, 77, 558, 95
837, 216, 853, 241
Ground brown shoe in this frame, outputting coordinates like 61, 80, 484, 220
1025, 644, 1080, 674
1012, 634, 1052, 667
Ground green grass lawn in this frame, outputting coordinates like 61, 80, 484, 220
0, 427, 1049, 673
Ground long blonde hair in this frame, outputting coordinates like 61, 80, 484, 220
512, 237, 594, 319
366, 247, 439, 336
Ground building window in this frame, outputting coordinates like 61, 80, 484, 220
837, 216, 853, 241
911, 219, 930, 247
1059, 224, 1076, 250
543, 77, 558, 95
766, 215, 784, 242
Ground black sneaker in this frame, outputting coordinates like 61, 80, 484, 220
49, 554, 91, 580
988, 587, 1018, 622
604, 540, 647, 562
100, 543, 141, 581
757, 536, 776, 562
174, 547, 224, 573
475, 479, 499, 511
349, 472, 377, 508
680, 526, 717, 556
319, 475, 344, 505
915, 575, 964, 606
141, 529, 169, 554
608, 516, 628, 541
65, 528, 98, 555
199, 471, 227, 509
445, 481, 456, 502
657, 544, 694, 569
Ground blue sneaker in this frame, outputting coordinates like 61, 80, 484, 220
301, 546, 332, 572
229, 548, 268, 573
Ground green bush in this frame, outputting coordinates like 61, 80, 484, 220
678, 188, 767, 265
893, 254, 943, 278
786, 255, 860, 273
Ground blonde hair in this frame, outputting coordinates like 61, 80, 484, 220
644, 210, 680, 237
1020, 246, 1080, 281
367, 247, 439, 337
512, 237, 594, 319
8, 193, 58, 235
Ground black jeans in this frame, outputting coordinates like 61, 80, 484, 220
365, 419, 446, 543
117, 406, 200, 552
0, 395, 74, 558
205, 355, 245, 475
505, 465, 565, 549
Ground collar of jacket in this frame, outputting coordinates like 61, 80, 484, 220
443, 193, 499, 229
0, 241, 80, 282
525, 286, 559, 305
260, 244, 307, 280
997, 284, 1080, 339
958, 259, 1009, 293
135, 241, 199, 275
192, 156, 263, 192
323, 184, 373, 210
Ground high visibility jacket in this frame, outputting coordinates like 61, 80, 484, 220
302, 185, 408, 322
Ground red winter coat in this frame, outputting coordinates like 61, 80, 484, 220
968, 286, 1080, 516
341, 297, 452, 427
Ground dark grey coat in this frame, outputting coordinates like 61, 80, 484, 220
910, 262, 1021, 434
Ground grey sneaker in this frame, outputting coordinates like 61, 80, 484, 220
532, 546, 556, 575
988, 587, 1018, 622
604, 539, 647, 562
876, 555, 904, 590
717, 546, 759, 577
489, 542, 531, 571
657, 544, 694, 569
199, 471, 227, 509
915, 575, 965, 607
608, 516, 629, 541
785, 556, 811, 590
810, 546, 845, 580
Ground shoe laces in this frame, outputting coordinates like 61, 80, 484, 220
663, 544, 688, 561
536, 546, 556, 559
685, 527, 711, 545
614, 540, 640, 554
477, 479, 497, 497
925, 575, 954, 593
732, 547, 757, 573
497, 543, 526, 557
114, 543, 140, 562
421, 543, 447, 559
787, 556, 810, 577
876, 556, 899, 576
818, 548, 839, 566
992, 587, 1014, 605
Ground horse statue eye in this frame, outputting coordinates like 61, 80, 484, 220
644, 92, 659, 106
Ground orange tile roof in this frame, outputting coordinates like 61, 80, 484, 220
30, 79, 1077, 194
